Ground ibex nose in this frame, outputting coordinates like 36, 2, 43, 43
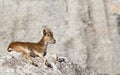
54, 40, 56, 44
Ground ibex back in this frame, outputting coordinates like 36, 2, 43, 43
7, 27, 56, 66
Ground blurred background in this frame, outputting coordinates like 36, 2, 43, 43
0, 0, 120, 74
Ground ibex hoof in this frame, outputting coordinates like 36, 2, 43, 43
56, 56, 66, 63
32, 63, 38, 67
45, 61, 52, 68
46, 63, 52, 68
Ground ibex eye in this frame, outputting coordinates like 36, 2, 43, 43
47, 34, 50, 37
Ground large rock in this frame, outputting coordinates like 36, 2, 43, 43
0, 52, 84, 75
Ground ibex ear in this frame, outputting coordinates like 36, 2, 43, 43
43, 29, 46, 35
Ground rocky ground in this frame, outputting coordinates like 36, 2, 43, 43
0, 52, 88, 75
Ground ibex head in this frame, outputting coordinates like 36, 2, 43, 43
43, 27, 56, 44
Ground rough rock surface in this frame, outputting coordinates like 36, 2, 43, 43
0, 0, 120, 75
0, 52, 85, 75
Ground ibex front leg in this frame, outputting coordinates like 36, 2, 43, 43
37, 52, 52, 68
37, 53, 52, 68
35, 52, 47, 63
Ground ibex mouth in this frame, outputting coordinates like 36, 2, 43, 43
52, 41, 56, 44
49, 40, 56, 44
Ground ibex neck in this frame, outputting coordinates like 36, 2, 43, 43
37, 36, 48, 47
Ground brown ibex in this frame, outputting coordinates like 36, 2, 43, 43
7, 27, 56, 67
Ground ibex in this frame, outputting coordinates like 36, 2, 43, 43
7, 27, 56, 67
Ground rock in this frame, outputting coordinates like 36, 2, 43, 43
0, 52, 85, 75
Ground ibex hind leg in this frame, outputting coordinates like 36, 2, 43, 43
23, 51, 38, 67
30, 51, 38, 57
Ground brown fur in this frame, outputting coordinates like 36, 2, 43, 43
7, 27, 56, 66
